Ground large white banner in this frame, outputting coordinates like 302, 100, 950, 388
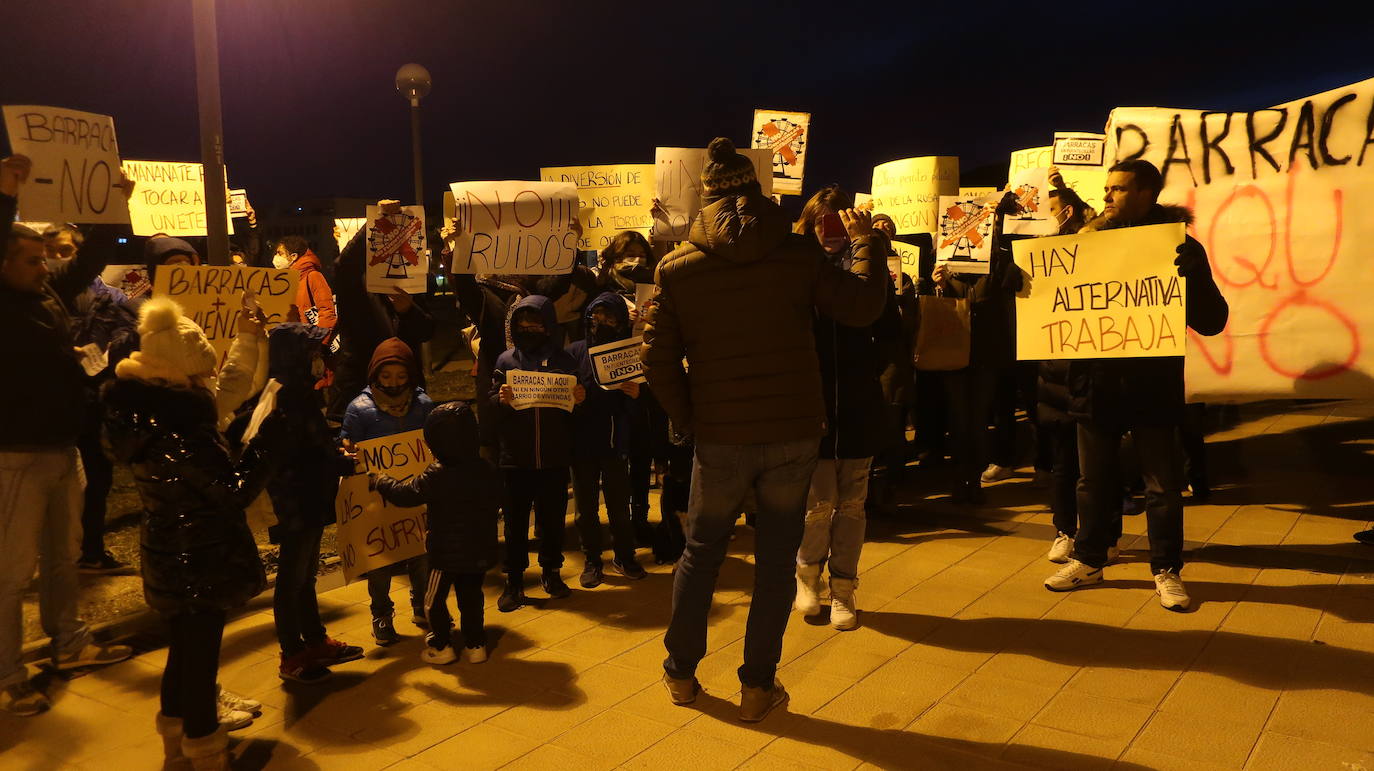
1106, 76, 1374, 400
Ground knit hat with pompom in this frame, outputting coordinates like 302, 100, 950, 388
700, 137, 759, 197
115, 297, 218, 386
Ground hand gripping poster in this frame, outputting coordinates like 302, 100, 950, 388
751, 109, 810, 196
365, 205, 428, 294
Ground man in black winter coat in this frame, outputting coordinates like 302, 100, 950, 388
1044, 160, 1228, 612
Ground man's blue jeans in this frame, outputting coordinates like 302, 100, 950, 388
663, 438, 818, 689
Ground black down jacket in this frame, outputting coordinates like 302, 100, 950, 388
373, 402, 503, 574
102, 377, 284, 616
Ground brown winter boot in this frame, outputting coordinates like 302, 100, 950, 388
181, 725, 230, 771
156, 712, 186, 768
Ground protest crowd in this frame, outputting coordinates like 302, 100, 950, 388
2, 89, 1369, 768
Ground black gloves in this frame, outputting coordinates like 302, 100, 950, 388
1175, 239, 1207, 278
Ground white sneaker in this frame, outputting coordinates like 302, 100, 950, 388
1047, 532, 1074, 563
217, 705, 254, 731
795, 563, 823, 616
829, 578, 858, 631
463, 645, 488, 664
217, 685, 261, 715
981, 464, 1015, 483
422, 645, 457, 665
1044, 559, 1103, 592
1154, 570, 1191, 611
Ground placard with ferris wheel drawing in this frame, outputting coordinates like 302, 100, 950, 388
365, 205, 429, 294
751, 109, 810, 196
934, 194, 998, 274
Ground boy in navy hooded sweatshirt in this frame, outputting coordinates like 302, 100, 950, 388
490, 295, 584, 611
567, 292, 647, 587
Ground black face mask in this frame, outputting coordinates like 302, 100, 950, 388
591, 324, 622, 346
512, 330, 549, 353
615, 263, 655, 286
375, 383, 409, 398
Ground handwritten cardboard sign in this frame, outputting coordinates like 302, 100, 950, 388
2, 105, 129, 224
935, 193, 998, 274
589, 336, 646, 388
869, 156, 959, 235
365, 205, 428, 293
1013, 222, 1186, 360
122, 160, 234, 237
507, 370, 576, 411
751, 109, 811, 196
651, 147, 773, 242
152, 265, 296, 369
335, 430, 431, 582
335, 217, 366, 251
447, 181, 579, 274
100, 264, 152, 299
539, 164, 655, 250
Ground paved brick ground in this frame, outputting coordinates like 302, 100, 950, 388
5, 400, 1374, 769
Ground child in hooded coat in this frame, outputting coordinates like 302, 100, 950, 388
566, 292, 647, 587
490, 295, 585, 611
373, 402, 502, 664
264, 323, 364, 682
341, 338, 436, 644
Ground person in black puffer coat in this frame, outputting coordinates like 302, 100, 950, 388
374, 401, 502, 665
792, 185, 900, 631
102, 298, 286, 767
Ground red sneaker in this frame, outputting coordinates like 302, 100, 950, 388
306, 638, 363, 667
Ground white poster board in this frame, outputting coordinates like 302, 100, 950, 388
335, 430, 431, 582
1004, 167, 1057, 236
1052, 132, 1107, 167
364, 205, 428, 293
751, 109, 811, 196
229, 188, 250, 217
122, 160, 234, 237
507, 370, 576, 411
2, 105, 129, 224
335, 217, 366, 251
589, 336, 646, 388
447, 181, 580, 274
539, 164, 655, 250
869, 156, 959, 235
935, 194, 997, 274
651, 146, 773, 242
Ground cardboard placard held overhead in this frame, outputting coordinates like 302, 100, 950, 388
869, 156, 959, 235
1007, 144, 1107, 216
507, 370, 577, 411
122, 160, 234, 237
1013, 223, 1186, 360
2, 105, 129, 224
935, 193, 998, 274
539, 164, 655, 250
447, 181, 580, 274
1003, 167, 1058, 236
365, 205, 428, 294
1052, 132, 1106, 167
1105, 75, 1374, 401
229, 188, 250, 217
751, 109, 811, 196
651, 147, 773, 242
152, 265, 296, 370
335, 430, 431, 583
100, 264, 152, 299
589, 336, 647, 388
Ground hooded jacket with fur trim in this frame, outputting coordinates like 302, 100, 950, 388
1067, 203, 1228, 425
642, 190, 887, 445
101, 376, 284, 615
488, 295, 579, 468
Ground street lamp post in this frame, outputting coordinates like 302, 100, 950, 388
192, 0, 230, 265
395, 64, 431, 209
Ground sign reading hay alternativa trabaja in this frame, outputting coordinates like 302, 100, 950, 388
152, 265, 296, 369
539, 164, 655, 250
869, 156, 959, 235
365, 205, 428, 294
1013, 223, 1186, 360
589, 336, 646, 388
447, 181, 579, 274
2, 105, 129, 224
335, 430, 431, 582
751, 109, 810, 196
122, 160, 234, 237
507, 370, 576, 411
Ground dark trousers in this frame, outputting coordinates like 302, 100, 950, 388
503, 467, 570, 575
76, 419, 113, 560
367, 556, 429, 619
161, 610, 225, 739
572, 457, 636, 564
991, 363, 1048, 470
1180, 403, 1209, 490
629, 452, 653, 524
273, 526, 325, 656
940, 368, 998, 486
1074, 422, 1184, 573
424, 570, 486, 649
914, 371, 947, 459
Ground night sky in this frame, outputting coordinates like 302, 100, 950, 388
4, 0, 1371, 212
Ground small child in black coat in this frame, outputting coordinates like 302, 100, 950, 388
372, 402, 502, 664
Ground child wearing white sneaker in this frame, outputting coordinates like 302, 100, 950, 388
372, 402, 502, 665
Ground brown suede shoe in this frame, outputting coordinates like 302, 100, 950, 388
662, 672, 702, 705
739, 679, 789, 723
